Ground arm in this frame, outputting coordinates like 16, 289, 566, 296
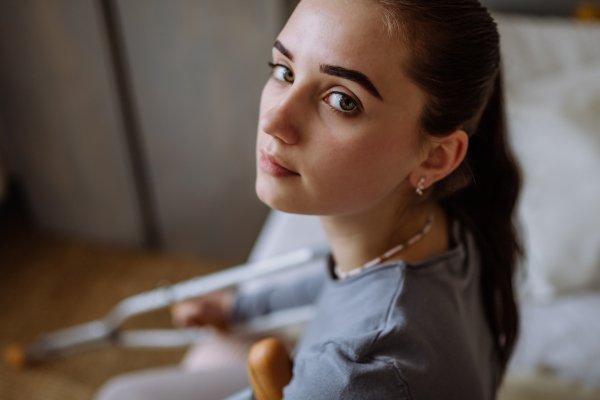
171, 268, 326, 329
233, 270, 326, 322
284, 344, 410, 400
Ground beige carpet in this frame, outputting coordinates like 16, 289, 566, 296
0, 217, 229, 400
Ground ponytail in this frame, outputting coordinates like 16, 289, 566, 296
441, 71, 522, 371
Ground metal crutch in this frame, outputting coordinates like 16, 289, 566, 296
5, 243, 330, 368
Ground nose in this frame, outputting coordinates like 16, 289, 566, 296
259, 89, 302, 145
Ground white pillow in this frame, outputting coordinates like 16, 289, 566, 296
508, 63, 600, 299
501, 35, 600, 298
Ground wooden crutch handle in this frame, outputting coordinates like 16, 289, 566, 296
247, 338, 293, 400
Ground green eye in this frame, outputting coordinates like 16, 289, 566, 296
328, 93, 357, 112
272, 64, 294, 83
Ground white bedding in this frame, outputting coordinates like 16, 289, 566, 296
509, 292, 600, 387
496, 15, 600, 300
506, 62, 600, 298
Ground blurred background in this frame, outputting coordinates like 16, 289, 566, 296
0, 0, 292, 263
0, 0, 599, 399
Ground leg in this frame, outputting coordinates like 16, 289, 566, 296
94, 365, 249, 400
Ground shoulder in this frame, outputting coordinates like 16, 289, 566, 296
373, 220, 497, 399
284, 341, 411, 400
290, 219, 497, 399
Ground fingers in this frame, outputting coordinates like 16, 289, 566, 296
170, 291, 234, 331
171, 300, 204, 328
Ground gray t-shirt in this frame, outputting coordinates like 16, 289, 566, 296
234, 220, 498, 400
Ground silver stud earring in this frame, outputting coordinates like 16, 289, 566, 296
416, 177, 425, 196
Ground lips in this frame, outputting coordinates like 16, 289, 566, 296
259, 150, 299, 178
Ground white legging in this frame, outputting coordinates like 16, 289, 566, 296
94, 334, 265, 400
95, 365, 250, 400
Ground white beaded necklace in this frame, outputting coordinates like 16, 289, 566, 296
334, 210, 435, 280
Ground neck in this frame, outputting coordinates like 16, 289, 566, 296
319, 198, 449, 274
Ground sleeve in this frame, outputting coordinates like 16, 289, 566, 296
283, 343, 411, 400
232, 270, 326, 322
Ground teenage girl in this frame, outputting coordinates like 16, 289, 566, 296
102, 0, 522, 399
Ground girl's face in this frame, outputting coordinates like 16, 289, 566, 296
256, 0, 426, 216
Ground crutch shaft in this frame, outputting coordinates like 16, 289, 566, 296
7, 243, 329, 366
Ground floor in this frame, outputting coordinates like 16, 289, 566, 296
0, 205, 229, 400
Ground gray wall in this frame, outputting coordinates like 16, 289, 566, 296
117, 0, 279, 260
0, 1, 283, 262
0, 0, 144, 246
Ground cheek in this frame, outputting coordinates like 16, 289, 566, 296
306, 131, 417, 213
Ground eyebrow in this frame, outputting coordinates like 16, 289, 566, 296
274, 40, 293, 62
320, 64, 382, 100
273, 40, 383, 101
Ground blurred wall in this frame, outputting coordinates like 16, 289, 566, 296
0, 0, 283, 262
0, 0, 144, 246
116, 0, 278, 260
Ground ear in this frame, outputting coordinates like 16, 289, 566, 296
409, 130, 469, 192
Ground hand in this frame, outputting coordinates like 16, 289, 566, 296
170, 290, 235, 332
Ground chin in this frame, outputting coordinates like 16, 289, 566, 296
255, 176, 313, 215
256, 179, 293, 213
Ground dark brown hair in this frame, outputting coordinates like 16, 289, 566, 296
377, 0, 522, 375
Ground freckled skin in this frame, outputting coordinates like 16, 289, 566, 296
255, 0, 425, 217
